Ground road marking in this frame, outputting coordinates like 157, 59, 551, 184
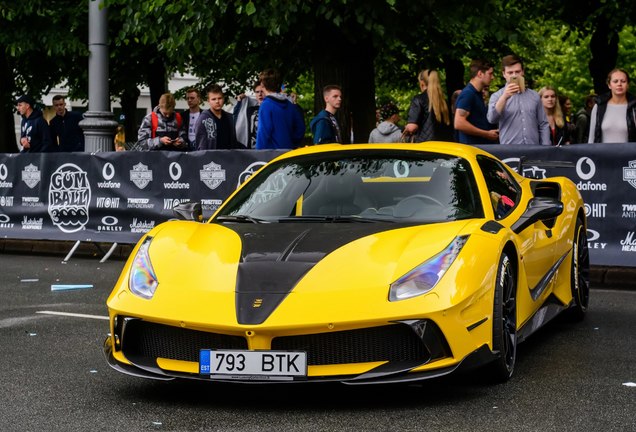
36, 310, 109, 321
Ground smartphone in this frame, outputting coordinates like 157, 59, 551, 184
509, 75, 525, 92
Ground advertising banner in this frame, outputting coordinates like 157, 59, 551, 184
1, 144, 635, 266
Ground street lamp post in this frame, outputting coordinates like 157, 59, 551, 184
80, 0, 118, 152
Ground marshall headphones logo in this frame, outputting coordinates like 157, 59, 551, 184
621, 232, 636, 252
130, 162, 153, 189
21, 216, 43, 230
623, 160, 636, 190
130, 218, 155, 234
200, 161, 226, 190
0, 163, 13, 188
48, 163, 91, 233
238, 161, 266, 187
22, 163, 41, 189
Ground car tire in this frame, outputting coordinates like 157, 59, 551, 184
489, 251, 517, 382
567, 217, 590, 321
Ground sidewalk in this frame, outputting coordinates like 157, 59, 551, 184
1, 239, 634, 289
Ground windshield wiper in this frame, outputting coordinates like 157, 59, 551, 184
278, 215, 394, 223
215, 215, 266, 224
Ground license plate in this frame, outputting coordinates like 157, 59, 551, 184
199, 349, 307, 380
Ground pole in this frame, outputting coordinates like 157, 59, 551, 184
80, 0, 118, 152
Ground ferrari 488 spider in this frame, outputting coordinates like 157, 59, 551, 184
104, 142, 589, 384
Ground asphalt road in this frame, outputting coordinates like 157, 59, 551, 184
0, 253, 634, 432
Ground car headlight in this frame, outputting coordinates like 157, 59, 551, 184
389, 235, 469, 302
129, 236, 159, 299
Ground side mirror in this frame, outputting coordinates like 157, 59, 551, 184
173, 201, 203, 222
511, 197, 563, 234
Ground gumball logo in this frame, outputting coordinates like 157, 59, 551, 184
48, 163, 91, 233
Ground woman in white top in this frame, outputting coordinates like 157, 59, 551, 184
588, 68, 636, 143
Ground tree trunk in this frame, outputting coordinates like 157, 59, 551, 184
312, 21, 376, 144
145, 56, 167, 109
589, 15, 619, 95
0, 49, 18, 153
120, 86, 141, 143
443, 56, 465, 103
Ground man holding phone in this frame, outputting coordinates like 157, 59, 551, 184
136, 92, 188, 151
487, 54, 550, 145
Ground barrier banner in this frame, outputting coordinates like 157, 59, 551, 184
478, 143, 636, 267
0, 150, 281, 244
1, 144, 635, 266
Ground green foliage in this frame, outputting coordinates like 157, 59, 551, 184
2, 0, 636, 142
0, 1, 87, 101
618, 25, 636, 79
507, 20, 594, 109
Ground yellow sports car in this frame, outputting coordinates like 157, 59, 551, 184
104, 142, 589, 384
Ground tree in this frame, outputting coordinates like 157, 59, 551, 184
0, 1, 87, 152
546, 0, 636, 95
104, 0, 529, 143
3, 0, 636, 152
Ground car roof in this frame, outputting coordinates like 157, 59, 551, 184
271, 142, 495, 163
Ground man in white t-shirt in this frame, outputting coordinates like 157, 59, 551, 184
181, 88, 202, 150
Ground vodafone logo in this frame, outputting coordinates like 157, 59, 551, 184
0, 164, 12, 188
102, 163, 115, 180
576, 157, 606, 191
576, 157, 595, 180
98, 163, 121, 188
163, 162, 189, 189
169, 162, 182, 181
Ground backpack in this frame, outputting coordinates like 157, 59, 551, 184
151, 111, 182, 138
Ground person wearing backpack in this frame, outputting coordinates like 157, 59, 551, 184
136, 92, 188, 151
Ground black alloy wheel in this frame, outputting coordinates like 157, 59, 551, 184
489, 251, 517, 382
568, 217, 590, 321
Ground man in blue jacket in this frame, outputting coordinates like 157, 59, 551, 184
310, 85, 342, 144
16, 95, 56, 153
255, 69, 305, 150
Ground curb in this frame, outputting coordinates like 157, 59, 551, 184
0, 239, 133, 261
1, 239, 634, 289
589, 265, 636, 290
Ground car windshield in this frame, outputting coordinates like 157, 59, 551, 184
216, 150, 483, 223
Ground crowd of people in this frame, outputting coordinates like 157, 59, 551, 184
391, 55, 634, 146
130, 68, 342, 152
15, 56, 635, 154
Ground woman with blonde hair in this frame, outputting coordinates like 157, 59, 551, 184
539, 86, 569, 145
404, 69, 452, 142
